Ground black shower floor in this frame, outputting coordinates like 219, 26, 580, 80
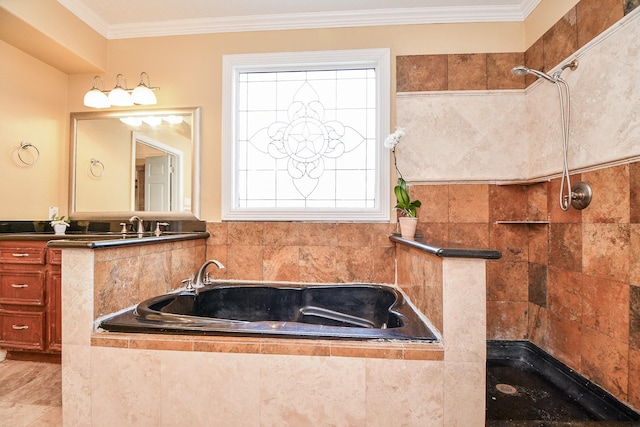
487, 358, 599, 422
486, 341, 640, 427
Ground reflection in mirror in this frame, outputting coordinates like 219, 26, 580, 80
70, 107, 200, 219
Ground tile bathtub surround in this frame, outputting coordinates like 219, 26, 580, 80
62, 231, 492, 426
205, 221, 397, 284
93, 238, 206, 319
91, 333, 445, 361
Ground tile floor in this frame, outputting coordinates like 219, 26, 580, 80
0, 359, 62, 427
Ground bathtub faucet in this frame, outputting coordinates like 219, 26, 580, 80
193, 259, 226, 292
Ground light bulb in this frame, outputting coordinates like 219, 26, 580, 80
108, 87, 133, 106
83, 88, 110, 108
132, 85, 157, 105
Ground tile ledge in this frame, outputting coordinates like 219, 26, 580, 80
90, 332, 444, 360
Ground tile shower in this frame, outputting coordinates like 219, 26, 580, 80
393, 0, 640, 412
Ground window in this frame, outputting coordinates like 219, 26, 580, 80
222, 49, 390, 221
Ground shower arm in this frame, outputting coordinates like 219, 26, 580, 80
552, 59, 579, 81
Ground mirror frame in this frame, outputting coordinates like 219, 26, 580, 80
69, 107, 201, 220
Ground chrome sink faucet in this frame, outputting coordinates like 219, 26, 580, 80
129, 215, 144, 234
192, 259, 226, 293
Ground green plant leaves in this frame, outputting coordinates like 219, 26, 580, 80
393, 178, 421, 217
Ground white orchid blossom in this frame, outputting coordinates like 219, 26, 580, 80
383, 126, 406, 149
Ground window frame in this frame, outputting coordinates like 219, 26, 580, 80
221, 48, 390, 222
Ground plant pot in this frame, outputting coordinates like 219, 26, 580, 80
398, 217, 418, 240
53, 224, 67, 235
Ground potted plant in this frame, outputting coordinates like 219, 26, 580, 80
50, 215, 70, 235
385, 127, 421, 240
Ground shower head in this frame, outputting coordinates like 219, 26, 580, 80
511, 65, 556, 83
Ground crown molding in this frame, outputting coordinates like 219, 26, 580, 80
58, 0, 109, 36
59, 0, 541, 40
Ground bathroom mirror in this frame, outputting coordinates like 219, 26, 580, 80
69, 107, 201, 220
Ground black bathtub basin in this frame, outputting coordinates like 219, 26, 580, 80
99, 283, 439, 341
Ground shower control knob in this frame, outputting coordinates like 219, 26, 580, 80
570, 182, 592, 210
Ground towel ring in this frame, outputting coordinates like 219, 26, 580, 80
90, 158, 105, 177
17, 141, 40, 166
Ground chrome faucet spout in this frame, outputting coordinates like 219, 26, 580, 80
194, 259, 226, 292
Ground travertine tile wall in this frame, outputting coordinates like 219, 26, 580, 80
393, 0, 640, 411
397, 0, 632, 92
93, 239, 206, 319
205, 222, 397, 284
397, 168, 640, 410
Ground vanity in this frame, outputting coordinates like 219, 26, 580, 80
0, 229, 208, 361
0, 239, 61, 358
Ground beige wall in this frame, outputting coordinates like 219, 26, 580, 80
0, 0, 576, 221
0, 0, 107, 72
0, 40, 68, 220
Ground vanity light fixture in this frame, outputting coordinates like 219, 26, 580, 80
83, 72, 160, 109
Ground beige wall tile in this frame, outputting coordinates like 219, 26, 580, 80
444, 362, 485, 426
90, 347, 162, 427
160, 351, 261, 427
365, 359, 444, 426
259, 356, 366, 426
443, 259, 486, 363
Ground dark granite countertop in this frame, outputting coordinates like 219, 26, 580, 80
0, 231, 209, 248
389, 234, 502, 260
0, 220, 209, 248
45, 231, 209, 249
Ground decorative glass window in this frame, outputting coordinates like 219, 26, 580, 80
222, 49, 390, 221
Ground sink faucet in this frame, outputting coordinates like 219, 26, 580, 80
129, 215, 144, 234
193, 259, 226, 292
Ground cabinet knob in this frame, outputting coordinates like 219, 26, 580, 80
11, 325, 29, 330
10, 284, 28, 288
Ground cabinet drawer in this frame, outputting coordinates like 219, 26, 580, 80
0, 310, 45, 350
0, 272, 46, 305
48, 249, 62, 265
0, 247, 46, 265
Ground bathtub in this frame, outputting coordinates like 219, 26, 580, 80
99, 282, 439, 341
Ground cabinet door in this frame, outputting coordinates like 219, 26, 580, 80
47, 270, 62, 352
0, 310, 45, 350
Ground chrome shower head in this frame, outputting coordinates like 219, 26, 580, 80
511, 65, 529, 76
511, 65, 556, 83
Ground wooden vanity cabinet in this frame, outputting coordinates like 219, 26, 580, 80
0, 241, 61, 355
47, 248, 62, 352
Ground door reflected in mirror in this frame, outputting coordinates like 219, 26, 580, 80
70, 107, 200, 219
133, 132, 185, 212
